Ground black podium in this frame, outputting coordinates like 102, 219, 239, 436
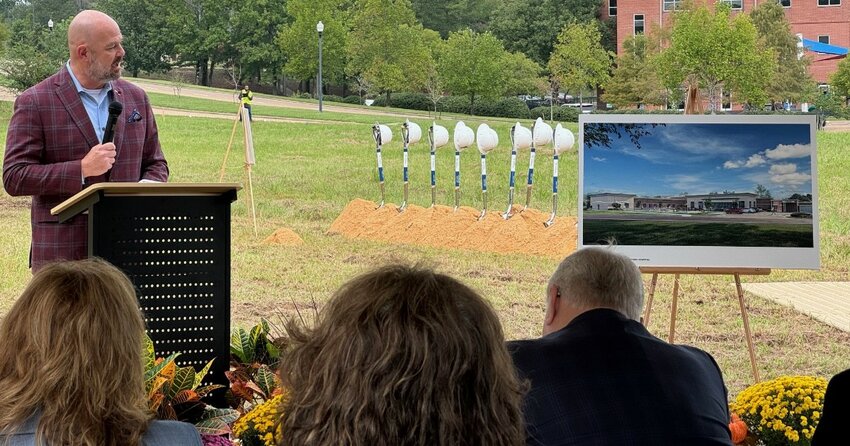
52, 183, 241, 404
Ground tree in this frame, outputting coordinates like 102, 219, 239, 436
410, 0, 495, 38
230, 0, 289, 91
830, 58, 850, 104
548, 22, 612, 105
488, 0, 602, 66
278, 0, 345, 89
657, 3, 776, 112
750, 0, 816, 105
0, 18, 66, 92
97, 0, 177, 77
346, 0, 437, 103
500, 51, 544, 97
164, 0, 233, 86
438, 29, 507, 114
755, 184, 772, 198
603, 33, 666, 108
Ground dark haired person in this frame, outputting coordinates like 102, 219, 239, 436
278, 264, 525, 446
509, 248, 733, 446
812, 368, 850, 445
0, 259, 200, 445
3, 10, 168, 272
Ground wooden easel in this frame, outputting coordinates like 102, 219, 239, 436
640, 267, 770, 383
219, 104, 258, 236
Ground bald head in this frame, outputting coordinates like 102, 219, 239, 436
68, 10, 119, 52
67, 10, 124, 88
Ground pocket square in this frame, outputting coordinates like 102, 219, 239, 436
127, 109, 142, 123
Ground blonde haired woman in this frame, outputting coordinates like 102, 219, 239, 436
0, 259, 201, 446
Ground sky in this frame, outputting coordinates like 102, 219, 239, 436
583, 123, 814, 199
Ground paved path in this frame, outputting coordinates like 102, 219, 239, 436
742, 282, 850, 332
128, 79, 424, 119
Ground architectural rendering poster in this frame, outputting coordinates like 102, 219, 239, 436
578, 114, 819, 269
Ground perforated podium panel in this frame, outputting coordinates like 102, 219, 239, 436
66, 186, 239, 406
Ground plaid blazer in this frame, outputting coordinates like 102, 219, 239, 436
3, 66, 168, 271
509, 309, 732, 446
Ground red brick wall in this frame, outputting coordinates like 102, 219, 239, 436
614, 0, 849, 84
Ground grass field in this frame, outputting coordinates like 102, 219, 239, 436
1, 91, 849, 396
584, 220, 814, 247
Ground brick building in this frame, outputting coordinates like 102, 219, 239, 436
606, 0, 849, 84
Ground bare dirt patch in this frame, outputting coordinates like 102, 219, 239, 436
327, 198, 577, 258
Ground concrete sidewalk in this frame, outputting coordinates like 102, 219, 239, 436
742, 282, 850, 332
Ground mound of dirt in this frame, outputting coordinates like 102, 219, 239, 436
328, 198, 577, 259
262, 228, 305, 246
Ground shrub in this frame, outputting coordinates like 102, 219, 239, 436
371, 92, 432, 110
323, 94, 344, 103
437, 95, 471, 114
530, 106, 580, 122
293, 92, 312, 99
730, 375, 827, 446
496, 97, 530, 118
343, 95, 362, 104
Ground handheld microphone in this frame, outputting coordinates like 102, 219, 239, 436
102, 101, 123, 143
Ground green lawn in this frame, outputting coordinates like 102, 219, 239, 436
584, 220, 814, 247
1, 94, 849, 396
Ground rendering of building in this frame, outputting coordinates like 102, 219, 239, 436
588, 192, 763, 211
607, 0, 849, 84
685, 193, 759, 210
588, 193, 636, 210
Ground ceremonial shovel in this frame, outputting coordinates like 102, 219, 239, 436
544, 123, 575, 227
399, 120, 422, 212
428, 123, 449, 207
371, 124, 392, 208
524, 117, 552, 212
503, 122, 532, 219
476, 123, 498, 221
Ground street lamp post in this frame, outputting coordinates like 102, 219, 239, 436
317, 21, 324, 112
47, 19, 53, 31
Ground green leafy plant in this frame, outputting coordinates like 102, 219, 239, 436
144, 335, 240, 435
227, 319, 283, 413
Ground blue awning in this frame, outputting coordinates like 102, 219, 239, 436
802, 38, 848, 56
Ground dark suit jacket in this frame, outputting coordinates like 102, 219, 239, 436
812, 368, 850, 445
3, 66, 168, 271
509, 309, 732, 446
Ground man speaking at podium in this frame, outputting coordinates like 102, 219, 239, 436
3, 10, 168, 272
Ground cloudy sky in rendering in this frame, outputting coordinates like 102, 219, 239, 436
583, 122, 814, 199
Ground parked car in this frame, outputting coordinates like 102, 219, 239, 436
742, 208, 757, 213
725, 208, 743, 214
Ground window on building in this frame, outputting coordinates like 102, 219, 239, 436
663, 0, 682, 11
720, 0, 743, 9
722, 89, 731, 110
778, 0, 790, 7
818, 0, 840, 5
609, 0, 617, 16
634, 14, 645, 35
819, 35, 830, 44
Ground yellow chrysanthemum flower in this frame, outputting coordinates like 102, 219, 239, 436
730, 375, 827, 446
